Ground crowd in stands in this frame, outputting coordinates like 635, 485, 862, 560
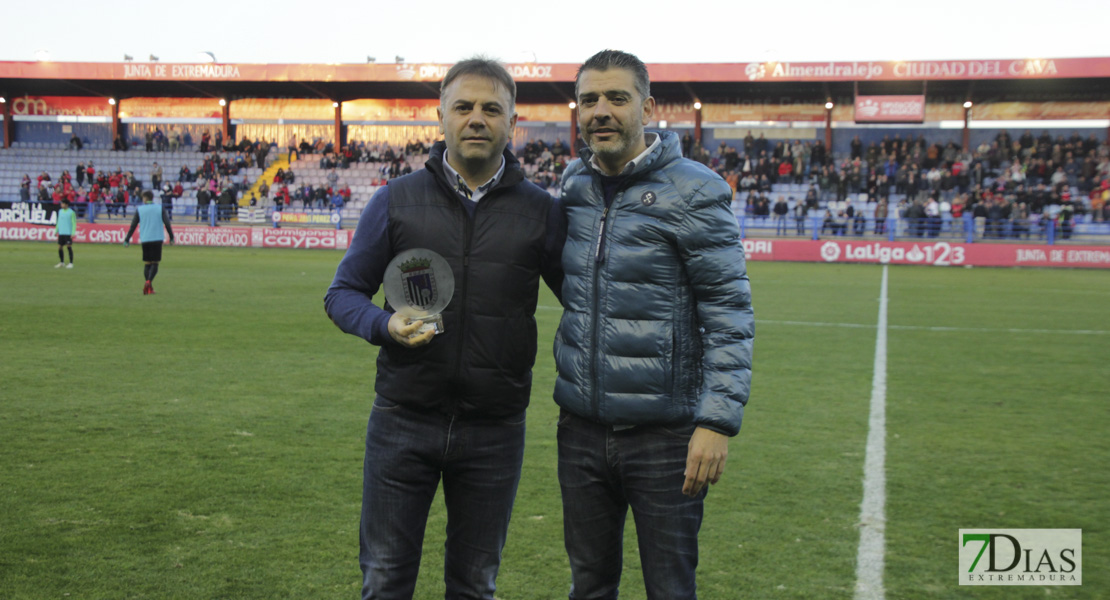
17, 149, 266, 222
20, 162, 144, 218
15, 129, 1110, 237
266, 166, 354, 213
260, 139, 429, 212
519, 138, 572, 191
301, 142, 420, 178
292, 136, 430, 163
701, 130, 1110, 237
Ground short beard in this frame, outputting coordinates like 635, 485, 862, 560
588, 130, 638, 164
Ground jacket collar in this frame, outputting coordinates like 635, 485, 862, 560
426, 141, 524, 193
578, 130, 683, 179
587, 132, 661, 176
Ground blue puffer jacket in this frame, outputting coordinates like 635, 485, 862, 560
553, 131, 754, 436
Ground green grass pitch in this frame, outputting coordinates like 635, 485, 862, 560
1, 241, 1106, 599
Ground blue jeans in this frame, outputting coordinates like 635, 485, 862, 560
557, 410, 705, 600
360, 396, 526, 600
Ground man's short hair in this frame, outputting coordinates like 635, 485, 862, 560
440, 57, 516, 110
141, 190, 154, 203
575, 49, 651, 102
60, 199, 70, 206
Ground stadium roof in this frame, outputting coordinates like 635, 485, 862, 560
3, 58, 1110, 106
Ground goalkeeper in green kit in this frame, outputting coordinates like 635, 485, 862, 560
55, 199, 77, 269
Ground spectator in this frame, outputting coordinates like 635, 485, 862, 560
874, 199, 888, 236
773, 195, 789, 235
196, 185, 211, 222
160, 183, 174, 220
793, 198, 808, 235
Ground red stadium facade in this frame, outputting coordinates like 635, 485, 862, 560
2, 57, 1109, 152
3, 56, 1108, 266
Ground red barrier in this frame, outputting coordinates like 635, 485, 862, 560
3, 223, 1103, 267
258, 227, 350, 250
742, 239, 1110, 268
0, 222, 350, 250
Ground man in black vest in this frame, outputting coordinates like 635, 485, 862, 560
325, 57, 564, 600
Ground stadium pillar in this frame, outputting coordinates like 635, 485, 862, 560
110, 99, 120, 145
694, 104, 703, 145
334, 102, 342, 152
962, 105, 971, 151
1, 97, 11, 149
221, 102, 230, 141
824, 104, 833, 150
569, 104, 578, 159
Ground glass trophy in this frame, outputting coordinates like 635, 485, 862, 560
383, 249, 455, 336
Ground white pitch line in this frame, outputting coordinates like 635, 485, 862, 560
760, 319, 1108, 336
854, 265, 888, 600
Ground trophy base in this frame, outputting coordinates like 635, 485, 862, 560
416, 314, 444, 336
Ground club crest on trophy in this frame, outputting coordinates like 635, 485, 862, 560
400, 256, 438, 310
383, 249, 454, 336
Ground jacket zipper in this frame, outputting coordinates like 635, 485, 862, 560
589, 180, 622, 422
593, 206, 610, 264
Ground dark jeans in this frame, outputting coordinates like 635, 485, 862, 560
360, 396, 526, 600
557, 410, 704, 600
874, 218, 886, 235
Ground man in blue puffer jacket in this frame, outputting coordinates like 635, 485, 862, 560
554, 49, 754, 600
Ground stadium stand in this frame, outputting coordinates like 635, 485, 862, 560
2, 131, 1107, 243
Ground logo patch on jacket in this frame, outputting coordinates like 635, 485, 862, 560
641, 191, 657, 206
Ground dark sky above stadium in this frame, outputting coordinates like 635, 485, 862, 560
5, 0, 1109, 65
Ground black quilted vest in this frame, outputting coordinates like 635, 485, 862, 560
374, 144, 555, 418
